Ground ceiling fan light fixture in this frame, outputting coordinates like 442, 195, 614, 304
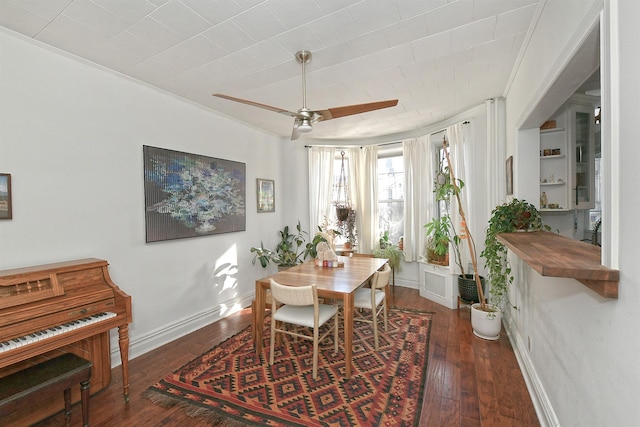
297, 118, 313, 133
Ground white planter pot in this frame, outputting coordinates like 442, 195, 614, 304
471, 303, 502, 340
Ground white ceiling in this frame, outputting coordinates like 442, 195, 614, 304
0, 0, 541, 142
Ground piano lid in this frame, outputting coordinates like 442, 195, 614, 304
0, 258, 109, 310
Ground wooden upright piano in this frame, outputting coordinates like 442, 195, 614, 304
0, 258, 132, 425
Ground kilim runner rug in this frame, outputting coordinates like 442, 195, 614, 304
144, 308, 432, 426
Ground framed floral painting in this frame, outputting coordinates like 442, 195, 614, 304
143, 146, 246, 242
256, 178, 275, 213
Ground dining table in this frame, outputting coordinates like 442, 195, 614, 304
253, 255, 388, 379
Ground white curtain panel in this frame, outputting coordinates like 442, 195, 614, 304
446, 122, 476, 275
486, 98, 506, 209
352, 145, 378, 254
308, 147, 335, 235
402, 135, 433, 262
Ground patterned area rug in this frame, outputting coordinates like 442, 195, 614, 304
144, 308, 432, 426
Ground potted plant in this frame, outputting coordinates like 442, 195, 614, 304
335, 204, 350, 222
337, 208, 357, 249
250, 221, 314, 269
430, 147, 486, 305
480, 198, 550, 310
335, 151, 351, 221
373, 231, 403, 272
436, 139, 495, 339
471, 198, 550, 339
424, 215, 451, 266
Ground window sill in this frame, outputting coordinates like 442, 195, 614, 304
497, 231, 619, 299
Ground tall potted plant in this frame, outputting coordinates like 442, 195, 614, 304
438, 141, 499, 339
432, 143, 486, 305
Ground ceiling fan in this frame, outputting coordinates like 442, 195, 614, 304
213, 50, 398, 140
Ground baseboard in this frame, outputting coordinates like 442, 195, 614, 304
504, 321, 562, 427
109, 294, 254, 367
393, 278, 418, 289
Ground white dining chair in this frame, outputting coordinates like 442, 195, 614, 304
353, 263, 392, 350
269, 279, 339, 380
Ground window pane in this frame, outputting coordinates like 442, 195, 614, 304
378, 156, 404, 244
436, 146, 450, 219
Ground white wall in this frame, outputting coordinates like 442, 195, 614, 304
503, 1, 640, 426
0, 29, 309, 362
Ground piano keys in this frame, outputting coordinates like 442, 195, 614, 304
0, 258, 132, 425
0, 312, 117, 353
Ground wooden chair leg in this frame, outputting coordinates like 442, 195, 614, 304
372, 308, 379, 351
269, 317, 276, 366
383, 299, 388, 332
312, 329, 319, 380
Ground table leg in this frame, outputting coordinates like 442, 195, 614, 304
343, 292, 354, 379
254, 282, 265, 354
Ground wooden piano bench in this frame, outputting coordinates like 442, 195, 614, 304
0, 353, 92, 427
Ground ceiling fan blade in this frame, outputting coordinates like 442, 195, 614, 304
317, 99, 398, 121
213, 93, 300, 118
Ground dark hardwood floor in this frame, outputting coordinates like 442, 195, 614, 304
35, 287, 540, 426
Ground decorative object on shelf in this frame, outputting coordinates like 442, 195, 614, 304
540, 191, 548, 208
250, 221, 314, 269
256, 178, 275, 213
506, 156, 513, 195
335, 151, 351, 221
143, 146, 246, 242
540, 120, 556, 130
543, 149, 552, 156
552, 148, 561, 155
0, 173, 12, 220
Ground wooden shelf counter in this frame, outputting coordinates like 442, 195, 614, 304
497, 231, 619, 298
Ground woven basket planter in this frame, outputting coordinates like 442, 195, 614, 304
458, 274, 486, 304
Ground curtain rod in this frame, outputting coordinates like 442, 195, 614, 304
430, 120, 470, 136
305, 120, 471, 148
304, 142, 401, 149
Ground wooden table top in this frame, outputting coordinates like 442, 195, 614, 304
256, 256, 388, 295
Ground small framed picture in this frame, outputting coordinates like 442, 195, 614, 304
0, 173, 12, 219
257, 178, 275, 213
506, 156, 513, 195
